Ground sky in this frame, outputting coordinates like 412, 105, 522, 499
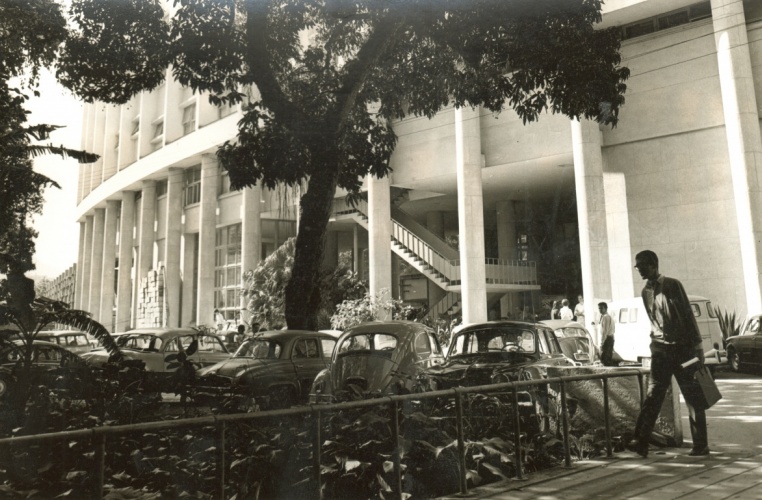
25, 69, 84, 280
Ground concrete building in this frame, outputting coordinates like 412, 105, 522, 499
72, 0, 762, 334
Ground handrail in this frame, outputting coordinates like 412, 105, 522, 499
0, 369, 646, 499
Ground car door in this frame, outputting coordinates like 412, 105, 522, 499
292, 337, 327, 399
174, 334, 204, 371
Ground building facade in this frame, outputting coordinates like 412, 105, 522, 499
72, 0, 762, 334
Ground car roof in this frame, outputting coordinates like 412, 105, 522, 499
37, 330, 88, 336
119, 328, 199, 339
342, 321, 433, 336
7, 339, 69, 348
453, 320, 542, 335
251, 329, 338, 341
540, 320, 587, 330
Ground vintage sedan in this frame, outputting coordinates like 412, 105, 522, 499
726, 313, 762, 373
197, 330, 338, 410
541, 320, 602, 365
309, 321, 445, 403
82, 328, 231, 373
0, 340, 94, 402
420, 321, 576, 432
36, 330, 93, 355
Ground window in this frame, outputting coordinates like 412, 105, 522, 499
131, 118, 140, 137
293, 339, 319, 359
691, 303, 701, 317
618, 308, 629, 323
414, 332, 431, 355
321, 339, 336, 359
184, 165, 201, 206
152, 121, 164, 140
219, 170, 232, 196
214, 223, 242, 320
156, 180, 168, 197
182, 103, 196, 135
622, 2, 711, 41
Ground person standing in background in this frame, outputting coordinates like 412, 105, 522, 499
559, 299, 574, 320
598, 302, 617, 366
627, 250, 709, 458
574, 295, 585, 325
550, 301, 560, 320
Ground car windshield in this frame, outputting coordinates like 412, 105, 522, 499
337, 333, 397, 354
235, 339, 282, 359
120, 334, 164, 351
554, 328, 587, 339
449, 327, 536, 356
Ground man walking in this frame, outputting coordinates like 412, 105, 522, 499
627, 250, 709, 458
598, 302, 617, 366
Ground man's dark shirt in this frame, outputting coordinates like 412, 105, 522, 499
641, 274, 702, 347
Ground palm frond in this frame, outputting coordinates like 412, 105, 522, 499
23, 124, 63, 141
25, 144, 99, 163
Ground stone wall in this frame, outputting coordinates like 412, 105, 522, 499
137, 265, 165, 328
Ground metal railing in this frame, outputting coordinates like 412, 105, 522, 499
0, 369, 646, 500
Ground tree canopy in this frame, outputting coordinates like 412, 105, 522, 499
52, 0, 628, 329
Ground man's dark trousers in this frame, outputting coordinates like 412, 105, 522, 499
633, 341, 707, 449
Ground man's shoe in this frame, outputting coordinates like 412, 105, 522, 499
689, 446, 710, 456
626, 439, 648, 458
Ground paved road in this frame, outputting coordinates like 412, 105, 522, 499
448, 367, 762, 499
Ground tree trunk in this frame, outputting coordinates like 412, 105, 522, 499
284, 160, 340, 330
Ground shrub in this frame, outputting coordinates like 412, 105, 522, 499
712, 305, 742, 346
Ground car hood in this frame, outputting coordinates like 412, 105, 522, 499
424, 353, 542, 387
81, 350, 111, 367
197, 357, 273, 378
330, 352, 407, 395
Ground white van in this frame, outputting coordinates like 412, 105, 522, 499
607, 295, 725, 367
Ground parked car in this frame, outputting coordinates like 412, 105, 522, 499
82, 328, 231, 373
0, 340, 94, 402
726, 313, 762, 373
541, 320, 602, 365
309, 321, 445, 403
35, 330, 92, 355
420, 320, 576, 432
197, 330, 338, 410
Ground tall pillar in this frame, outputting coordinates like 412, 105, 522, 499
197, 155, 219, 327
181, 233, 197, 327
116, 192, 135, 331
80, 215, 93, 313
135, 181, 156, 327
368, 174, 392, 319
89, 208, 105, 317
75, 221, 86, 309
572, 118, 612, 337
241, 185, 262, 324
712, 0, 762, 314
496, 200, 518, 318
455, 106, 487, 323
164, 169, 184, 327
99, 200, 119, 330
353, 225, 360, 274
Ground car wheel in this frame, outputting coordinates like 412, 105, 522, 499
0, 375, 10, 400
728, 348, 742, 373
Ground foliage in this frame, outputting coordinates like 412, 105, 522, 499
330, 288, 405, 331
712, 305, 742, 345
54, 0, 629, 331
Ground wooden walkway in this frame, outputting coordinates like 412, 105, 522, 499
444, 446, 762, 499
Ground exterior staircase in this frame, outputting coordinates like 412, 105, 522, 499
331, 198, 540, 319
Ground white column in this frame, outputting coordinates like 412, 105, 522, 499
88, 208, 105, 316
712, 0, 762, 314
116, 192, 135, 331
241, 185, 262, 324
353, 225, 360, 274
135, 181, 156, 327
496, 200, 518, 318
368, 174, 392, 319
80, 215, 93, 313
455, 106, 487, 323
75, 222, 86, 309
164, 169, 184, 327
197, 155, 219, 327
99, 200, 119, 329
571, 118, 612, 337
181, 233, 197, 327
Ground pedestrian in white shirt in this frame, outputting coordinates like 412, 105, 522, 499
559, 299, 574, 320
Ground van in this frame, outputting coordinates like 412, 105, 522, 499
607, 295, 725, 368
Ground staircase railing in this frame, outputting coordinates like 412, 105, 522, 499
331, 198, 537, 287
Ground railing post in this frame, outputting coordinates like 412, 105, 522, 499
511, 386, 525, 480
603, 377, 613, 458
216, 421, 226, 500
313, 408, 323, 500
93, 433, 105, 500
455, 390, 467, 495
560, 381, 572, 469
390, 399, 402, 500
